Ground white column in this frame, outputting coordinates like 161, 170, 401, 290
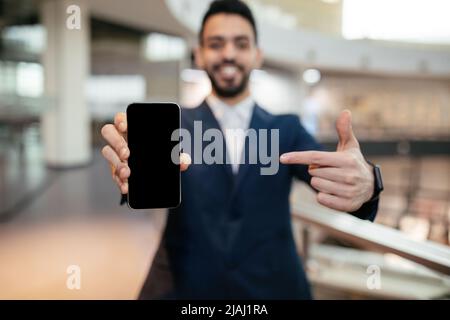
40, 0, 91, 167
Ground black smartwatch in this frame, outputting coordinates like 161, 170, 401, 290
366, 160, 384, 201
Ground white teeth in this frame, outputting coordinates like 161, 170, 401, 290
221, 66, 238, 77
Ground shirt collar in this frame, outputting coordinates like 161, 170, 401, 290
206, 94, 255, 123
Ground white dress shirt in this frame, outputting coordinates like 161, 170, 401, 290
206, 94, 255, 174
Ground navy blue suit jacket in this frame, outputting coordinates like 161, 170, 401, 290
138, 100, 378, 299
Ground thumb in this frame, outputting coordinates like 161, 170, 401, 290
336, 109, 359, 151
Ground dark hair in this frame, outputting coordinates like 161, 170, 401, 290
199, 0, 258, 45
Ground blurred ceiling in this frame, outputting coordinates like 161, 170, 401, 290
1, 0, 449, 48
254, 0, 450, 48
89, 0, 192, 38
1, 0, 449, 78
254, 0, 343, 36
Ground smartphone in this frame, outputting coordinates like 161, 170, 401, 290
126, 103, 181, 209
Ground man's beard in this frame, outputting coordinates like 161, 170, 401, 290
206, 62, 250, 98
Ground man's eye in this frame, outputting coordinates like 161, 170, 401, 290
208, 42, 223, 49
236, 41, 250, 49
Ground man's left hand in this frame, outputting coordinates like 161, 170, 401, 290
280, 110, 374, 212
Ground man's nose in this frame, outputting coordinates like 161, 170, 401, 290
222, 42, 237, 60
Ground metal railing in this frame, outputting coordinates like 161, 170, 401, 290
292, 201, 450, 276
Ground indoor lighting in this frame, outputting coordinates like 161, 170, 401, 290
302, 69, 321, 85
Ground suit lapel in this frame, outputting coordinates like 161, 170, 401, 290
231, 104, 272, 198
199, 100, 234, 183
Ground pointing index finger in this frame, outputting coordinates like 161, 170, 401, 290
279, 150, 350, 167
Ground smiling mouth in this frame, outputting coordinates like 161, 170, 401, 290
215, 64, 242, 81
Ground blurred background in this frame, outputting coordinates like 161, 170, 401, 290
0, 0, 449, 299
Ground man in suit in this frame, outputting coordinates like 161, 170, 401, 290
100, 0, 381, 299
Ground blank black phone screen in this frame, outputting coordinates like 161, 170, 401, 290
126, 103, 180, 209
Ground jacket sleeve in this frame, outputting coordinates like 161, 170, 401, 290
288, 115, 378, 222
120, 194, 127, 205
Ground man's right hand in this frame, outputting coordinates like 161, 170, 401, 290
101, 112, 191, 194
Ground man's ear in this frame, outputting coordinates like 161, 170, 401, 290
194, 46, 205, 69
254, 47, 264, 69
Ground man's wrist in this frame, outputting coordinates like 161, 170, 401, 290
365, 160, 383, 202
